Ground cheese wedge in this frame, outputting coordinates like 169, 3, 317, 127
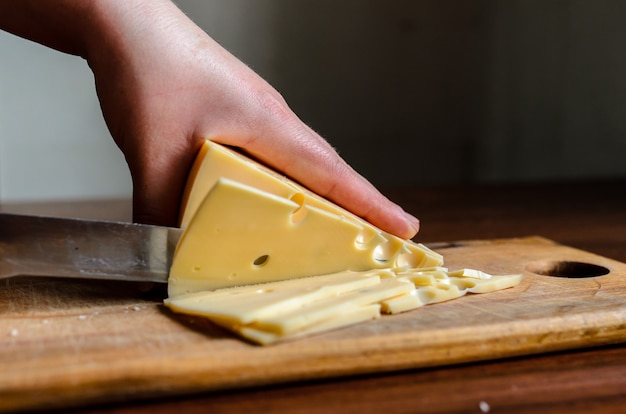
169, 177, 442, 296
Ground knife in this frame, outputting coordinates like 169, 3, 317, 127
0, 213, 182, 283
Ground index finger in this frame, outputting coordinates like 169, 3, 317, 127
214, 122, 420, 240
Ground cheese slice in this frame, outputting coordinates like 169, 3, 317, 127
168, 178, 442, 296
252, 278, 413, 335
165, 270, 383, 324
166, 267, 521, 344
449, 274, 522, 293
166, 269, 402, 344
237, 304, 381, 345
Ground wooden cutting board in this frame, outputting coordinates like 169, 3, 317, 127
2, 236, 626, 412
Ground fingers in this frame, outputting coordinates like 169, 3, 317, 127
210, 96, 420, 239
87, 1, 420, 239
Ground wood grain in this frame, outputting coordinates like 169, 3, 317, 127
2, 235, 626, 412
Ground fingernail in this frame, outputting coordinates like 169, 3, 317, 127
405, 212, 420, 235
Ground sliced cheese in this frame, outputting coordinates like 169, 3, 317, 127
237, 304, 381, 345
254, 278, 413, 335
168, 178, 442, 296
380, 283, 467, 315
379, 292, 427, 314
449, 274, 522, 293
395, 269, 450, 286
447, 268, 492, 279
166, 267, 522, 344
165, 270, 382, 324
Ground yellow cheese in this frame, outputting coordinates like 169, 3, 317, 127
168, 177, 442, 296
166, 270, 412, 345
180, 140, 423, 232
166, 266, 522, 344
237, 304, 381, 345
165, 270, 383, 324
380, 283, 466, 314
447, 268, 492, 279
395, 269, 450, 286
449, 274, 522, 293
164, 140, 522, 344
252, 278, 413, 335
379, 292, 427, 314
179, 141, 303, 228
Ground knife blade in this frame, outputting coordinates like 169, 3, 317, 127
0, 213, 182, 283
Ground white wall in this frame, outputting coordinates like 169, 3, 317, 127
0, 33, 132, 202
0, 0, 271, 203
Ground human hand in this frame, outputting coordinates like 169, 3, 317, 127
0, 0, 420, 239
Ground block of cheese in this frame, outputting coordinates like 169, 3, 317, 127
177, 141, 442, 269
169, 176, 442, 296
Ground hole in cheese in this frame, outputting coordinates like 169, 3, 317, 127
395, 252, 416, 268
373, 243, 391, 263
355, 227, 379, 250
253, 255, 270, 267
289, 193, 308, 224
373, 240, 401, 263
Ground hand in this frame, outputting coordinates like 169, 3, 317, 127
0, 0, 420, 239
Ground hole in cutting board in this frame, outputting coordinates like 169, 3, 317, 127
525, 260, 609, 278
